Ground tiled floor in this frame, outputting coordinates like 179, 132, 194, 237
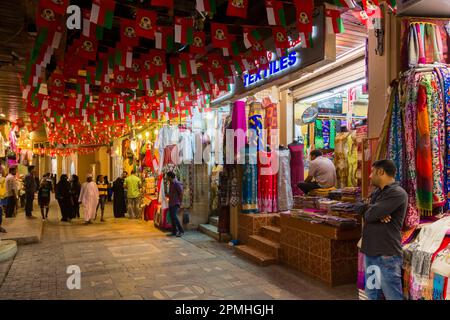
0, 201, 357, 300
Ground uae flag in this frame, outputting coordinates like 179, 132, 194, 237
82, 10, 104, 40
120, 19, 139, 48
326, 8, 345, 34
190, 31, 206, 54
265, 0, 286, 27
226, 0, 248, 18
155, 26, 175, 51
135, 9, 157, 39
174, 17, 194, 45
243, 27, 262, 49
294, 0, 314, 34
211, 23, 230, 48
333, 0, 357, 8
115, 44, 134, 68
40, 0, 68, 15
151, 0, 174, 9
196, 0, 217, 14
90, 0, 115, 30
179, 53, 197, 76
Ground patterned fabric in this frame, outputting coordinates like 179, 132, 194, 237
258, 151, 278, 213
329, 119, 336, 149
229, 167, 239, 207
242, 146, 258, 213
289, 143, 304, 196
403, 73, 420, 229
387, 84, 405, 185
416, 79, 433, 214
179, 164, 193, 209
277, 149, 293, 212
323, 120, 330, 148
314, 119, 324, 149
231, 100, 247, 158
264, 101, 278, 147
210, 165, 223, 211
248, 115, 263, 151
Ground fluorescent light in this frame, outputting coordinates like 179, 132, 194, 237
0, 113, 5, 118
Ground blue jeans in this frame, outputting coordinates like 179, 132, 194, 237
168, 205, 184, 235
364, 255, 404, 300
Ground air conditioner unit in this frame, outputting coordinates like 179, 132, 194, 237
397, 0, 450, 17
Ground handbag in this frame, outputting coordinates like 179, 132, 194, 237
182, 210, 190, 224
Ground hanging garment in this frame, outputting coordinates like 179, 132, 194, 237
329, 119, 336, 149
314, 119, 324, 149
231, 100, 247, 158
229, 167, 239, 207
179, 164, 193, 209
277, 149, 293, 212
218, 165, 231, 234
258, 151, 278, 213
264, 101, 278, 147
210, 164, 223, 211
289, 143, 304, 196
179, 131, 194, 163
0, 133, 5, 158
242, 146, 258, 213
334, 132, 350, 188
323, 120, 330, 149
248, 114, 263, 151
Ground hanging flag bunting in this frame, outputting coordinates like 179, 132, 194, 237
386, 0, 397, 12
226, 0, 248, 18
36, 3, 62, 30
155, 26, 175, 51
211, 23, 231, 48
179, 53, 197, 76
326, 7, 345, 34
272, 27, 290, 49
332, 0, 357, 8
135, 9, 157, 39
196, 0, 217, 14
362, 0, 380, 12
351, 9, 370, 27
90, 0, 115, 30
120, 19, 139, 48
190, 31, 207, 54
148, 49, 167, 75
265, 0, 286, 27
76, 36, 98, 61
174, 17, 194, 45
294, 0, 314, 35
243, 27, 262, 49
151, 0, 174, 9
82, 10, 104, 40
40, 0, 68, 15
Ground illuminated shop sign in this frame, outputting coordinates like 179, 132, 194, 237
243, 51, 299, 88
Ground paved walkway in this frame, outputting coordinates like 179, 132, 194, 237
0, 200, 357, 300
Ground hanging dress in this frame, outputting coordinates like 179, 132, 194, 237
242, 145, 258, 213
258, 151, 278, 213
277, 149, 293, 212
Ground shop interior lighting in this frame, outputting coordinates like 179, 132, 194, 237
0, 113, 5, 118
145, 131, 150, 138
300, 78, 366, 104
138, 134, 142, 139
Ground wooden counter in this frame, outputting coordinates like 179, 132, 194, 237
280, 214, 361, 287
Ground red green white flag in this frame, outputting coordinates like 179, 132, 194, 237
243, 27, 262, 49
196, 0, 217, 14
226, 0, 248, 18
326, 8, 345, 34
90, 0, 115, 30
333, 0, 357, 8
174, 17, 194, 45
155, 26, 174, 52
265, 0, 286, 27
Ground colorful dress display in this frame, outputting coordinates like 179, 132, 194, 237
277, 149, 293, 212
258, 151, 278, 213
231, 100, 247, 159
289, 142, 304, 196
264, 101, 278, 147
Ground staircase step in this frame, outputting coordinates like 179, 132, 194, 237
209, 216, 219, 228
0, 240, 17, 263
248, 235, 280, 258
234, 245, 277, 266
198, 224, 231, 242
271, 215, 281, 227
261, 225, 281, 242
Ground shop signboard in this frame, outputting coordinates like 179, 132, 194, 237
316, 95, 343, 115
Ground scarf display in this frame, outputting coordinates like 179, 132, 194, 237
314, 119, 324, 149
408, 22, 444, 67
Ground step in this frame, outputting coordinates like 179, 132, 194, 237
198, 224, 231, 243
271, 215, 281, 227
0, 240, 18, 263
261, 225, 281, 242
209, 216, 219, 228
234, 245, 277, 266
1, 216, 43, 245
248, 235, 281, 258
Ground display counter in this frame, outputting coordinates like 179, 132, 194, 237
280, 214, 360, 286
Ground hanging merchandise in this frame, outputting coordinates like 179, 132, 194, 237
242, 145, 258, 213
289, 141, 304, 196
277, 149, 293, 212
258, 150, 278, 213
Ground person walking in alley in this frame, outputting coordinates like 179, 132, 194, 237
0, 170, 7, 233
38, 175, 52, 221
355, 160, 408, 300
124, 169, 141, 219
96, 175, 108, 222
70, 175, 81, 219
112, 171, 127, 218
55, 174, 73, 222
24, 166, 37, 219
166, 171, 184, 237
79, 174, 99, 225
5, 166, 18, 218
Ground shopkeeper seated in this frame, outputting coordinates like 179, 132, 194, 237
298, 150, 337, 194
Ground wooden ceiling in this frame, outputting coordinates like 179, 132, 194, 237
0, 0, 366, 143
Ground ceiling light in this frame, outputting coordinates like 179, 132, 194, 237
0, 113, 5, 118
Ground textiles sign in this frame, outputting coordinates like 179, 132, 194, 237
243, 51, 299, 88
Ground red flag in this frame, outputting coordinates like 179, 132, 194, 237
363, 0, 380, 13
77, 36, 98, 61
226, 0, 248, 18
41, 0, 68, 15
120, 19, 139, 47
211, 23, 231, 48
294, 0, 314, 34
272, 27, 289, 49
49, 73, 65, 97
148, 49, 167, 75
351, 10, 370, 27
190, 31, 207, 54
36, 4, 61, 29
151, 0, 174, 8
135, 9, 157, 39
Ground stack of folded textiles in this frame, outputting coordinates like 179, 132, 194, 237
301, 196, 321, 209
330, 202, 357, 214
304, 213, 358, 229
328, 190, 343, 201
316, 198, 339, 213
341, 187, 362, 203
293, 196, 305, 209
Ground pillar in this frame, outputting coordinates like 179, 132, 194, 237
279, 89, 294, 146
